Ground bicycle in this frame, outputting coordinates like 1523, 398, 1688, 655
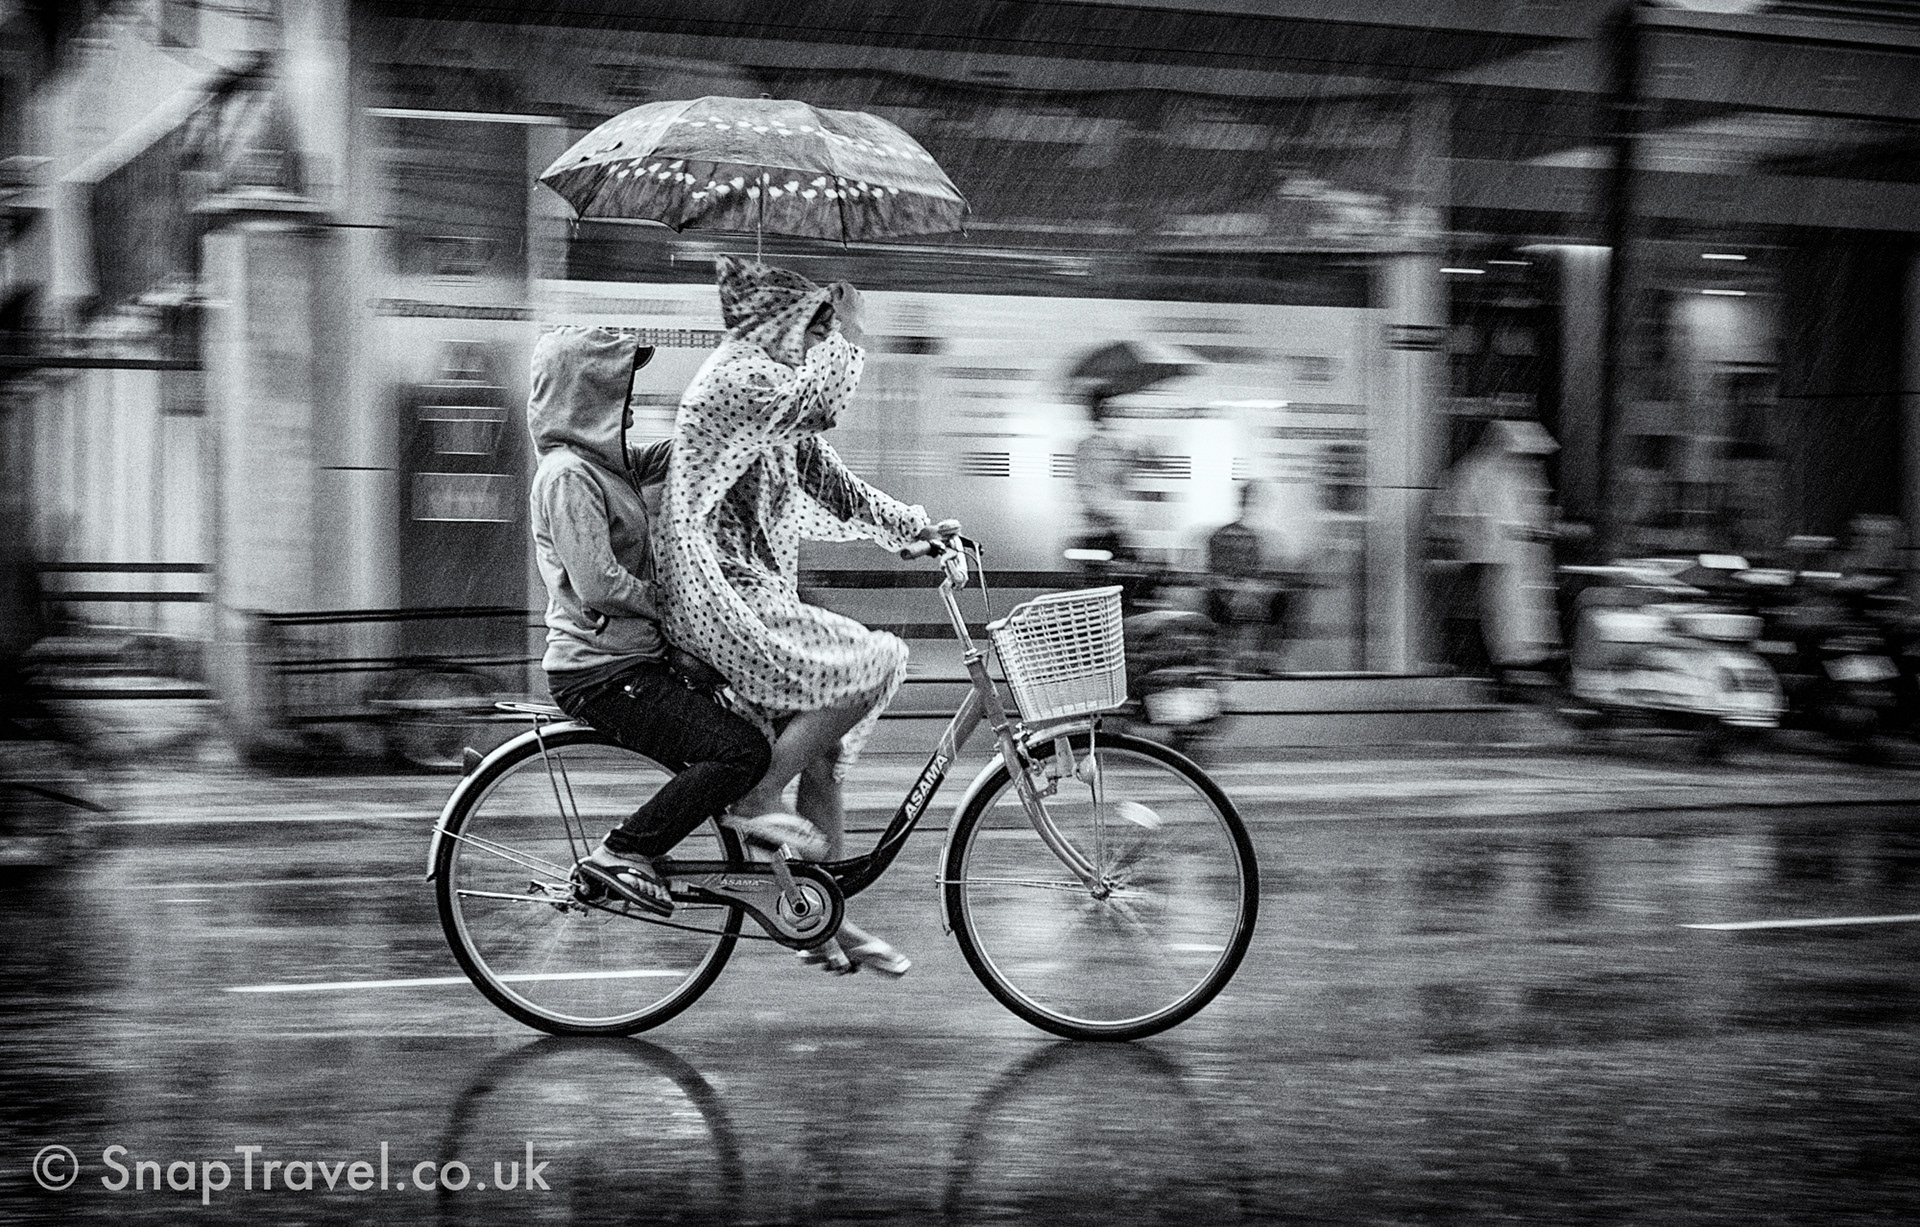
427, 533, 1258, 1041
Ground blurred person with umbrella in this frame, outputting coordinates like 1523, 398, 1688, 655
541, 97, 966, 977
1063, 340, 1205, 602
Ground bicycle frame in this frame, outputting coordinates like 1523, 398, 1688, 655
426, 543, 1107, 905
815, 549, 1105, 900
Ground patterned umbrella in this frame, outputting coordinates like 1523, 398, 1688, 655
538, 96, 968, 246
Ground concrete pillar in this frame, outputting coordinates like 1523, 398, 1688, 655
201, 216, 321, 746
1369, 91, 1448, 673
1550, 245, 1610, 524
310, 222, 398, 615
1374, 256, 1446, 672
1907, 250, 1920, 589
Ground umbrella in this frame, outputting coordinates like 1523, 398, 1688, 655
1067, 340, 1209, 400
538, 96, 967, 250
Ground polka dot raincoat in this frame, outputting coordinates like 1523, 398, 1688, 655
654, 256, 931, 769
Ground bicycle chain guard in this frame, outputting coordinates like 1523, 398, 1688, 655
673, 860, 845, 950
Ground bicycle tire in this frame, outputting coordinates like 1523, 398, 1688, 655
434, 724, 745, 1036
944, 730, 1257, 1041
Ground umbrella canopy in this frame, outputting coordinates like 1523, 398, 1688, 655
539, 96, 967, 244
1067, 340, 1209, 400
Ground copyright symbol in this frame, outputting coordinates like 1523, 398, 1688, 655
33, 1145, 79, 1191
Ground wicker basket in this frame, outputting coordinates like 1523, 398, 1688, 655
986, 585, 1127, 722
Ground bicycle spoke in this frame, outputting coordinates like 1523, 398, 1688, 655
443, 828, 571, 880
456, 888, 572, 905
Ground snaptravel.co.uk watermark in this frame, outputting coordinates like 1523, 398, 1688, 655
29, 1141, 550, 1205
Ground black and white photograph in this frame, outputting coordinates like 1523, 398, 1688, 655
2, 0, 1919, 1221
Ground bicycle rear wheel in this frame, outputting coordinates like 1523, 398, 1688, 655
434, 725, 744, 1036
944, 731, 1256, 1041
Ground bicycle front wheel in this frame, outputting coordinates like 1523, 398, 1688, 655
435, 725, 744, 1036
945, 731, 1256, 1041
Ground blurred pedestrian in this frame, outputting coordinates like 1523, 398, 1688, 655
1204, 483, 1296, 674
1834, 513, 1908, 583
1434, 418, 1563, 693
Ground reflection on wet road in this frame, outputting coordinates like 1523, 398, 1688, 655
3, 792, 1919, 1222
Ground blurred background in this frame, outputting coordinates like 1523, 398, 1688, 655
0, 0, 1916, 768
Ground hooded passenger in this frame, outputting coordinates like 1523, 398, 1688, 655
526, 325, 770, 916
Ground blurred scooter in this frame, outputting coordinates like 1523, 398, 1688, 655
1064, 541, 1228, 758
1558, 554, 1784, 757
1688, 539, 1897, 757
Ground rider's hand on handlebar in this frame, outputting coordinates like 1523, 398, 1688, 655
900, 520, 964, 559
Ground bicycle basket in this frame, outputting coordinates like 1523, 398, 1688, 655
986, 585, 1127, 722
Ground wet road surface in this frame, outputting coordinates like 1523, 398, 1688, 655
3, 753, 1919, 1224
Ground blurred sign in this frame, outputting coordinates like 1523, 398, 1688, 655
1389, 324, 1447, 351
412, 472, 512, 523
418, 405, 506, 456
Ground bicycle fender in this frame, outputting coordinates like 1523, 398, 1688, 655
423, 718, 594, 879
937, 752, 1015, 935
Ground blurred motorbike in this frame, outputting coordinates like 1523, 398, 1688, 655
1124, 608, 1227, 756
1559, 554, 1784, 756
1836, 572, 1920, 739
1688, 541, 1897, 756
0, 651, 105, 873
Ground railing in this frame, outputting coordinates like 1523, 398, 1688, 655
33, 562, 212, 699
255, 605, 530, 728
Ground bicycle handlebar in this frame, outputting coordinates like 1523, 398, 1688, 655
898, 520, 969, 561
900, 536, 979, 560
899, 523, 974, 588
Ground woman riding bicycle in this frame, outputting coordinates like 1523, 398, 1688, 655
654, 256, 948, 978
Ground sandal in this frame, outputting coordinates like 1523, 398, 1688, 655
574, 854, 674, 917
839, 936, 911, 980
797, 945, 855, 975
721, 811, 831, 860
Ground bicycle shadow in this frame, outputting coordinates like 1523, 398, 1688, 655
940, 1040, 1257, 1225
433, 1036, 743, 1226
429, 1036, 1256, 1224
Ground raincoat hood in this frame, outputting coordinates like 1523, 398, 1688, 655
527, 326, 642, 471
716, 254, 838, 368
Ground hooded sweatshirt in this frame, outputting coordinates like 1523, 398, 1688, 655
527, 326, 670, 679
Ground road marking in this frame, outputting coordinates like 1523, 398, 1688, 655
1167, 943, 1227, 953
105, 814, 412, 827
128, 876, 413, 892
225, 970, 684, 993
1683, 913, 1920, 931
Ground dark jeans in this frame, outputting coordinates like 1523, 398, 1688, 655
551, 662, 771, 859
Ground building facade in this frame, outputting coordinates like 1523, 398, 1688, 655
1, 0, 1915, 751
